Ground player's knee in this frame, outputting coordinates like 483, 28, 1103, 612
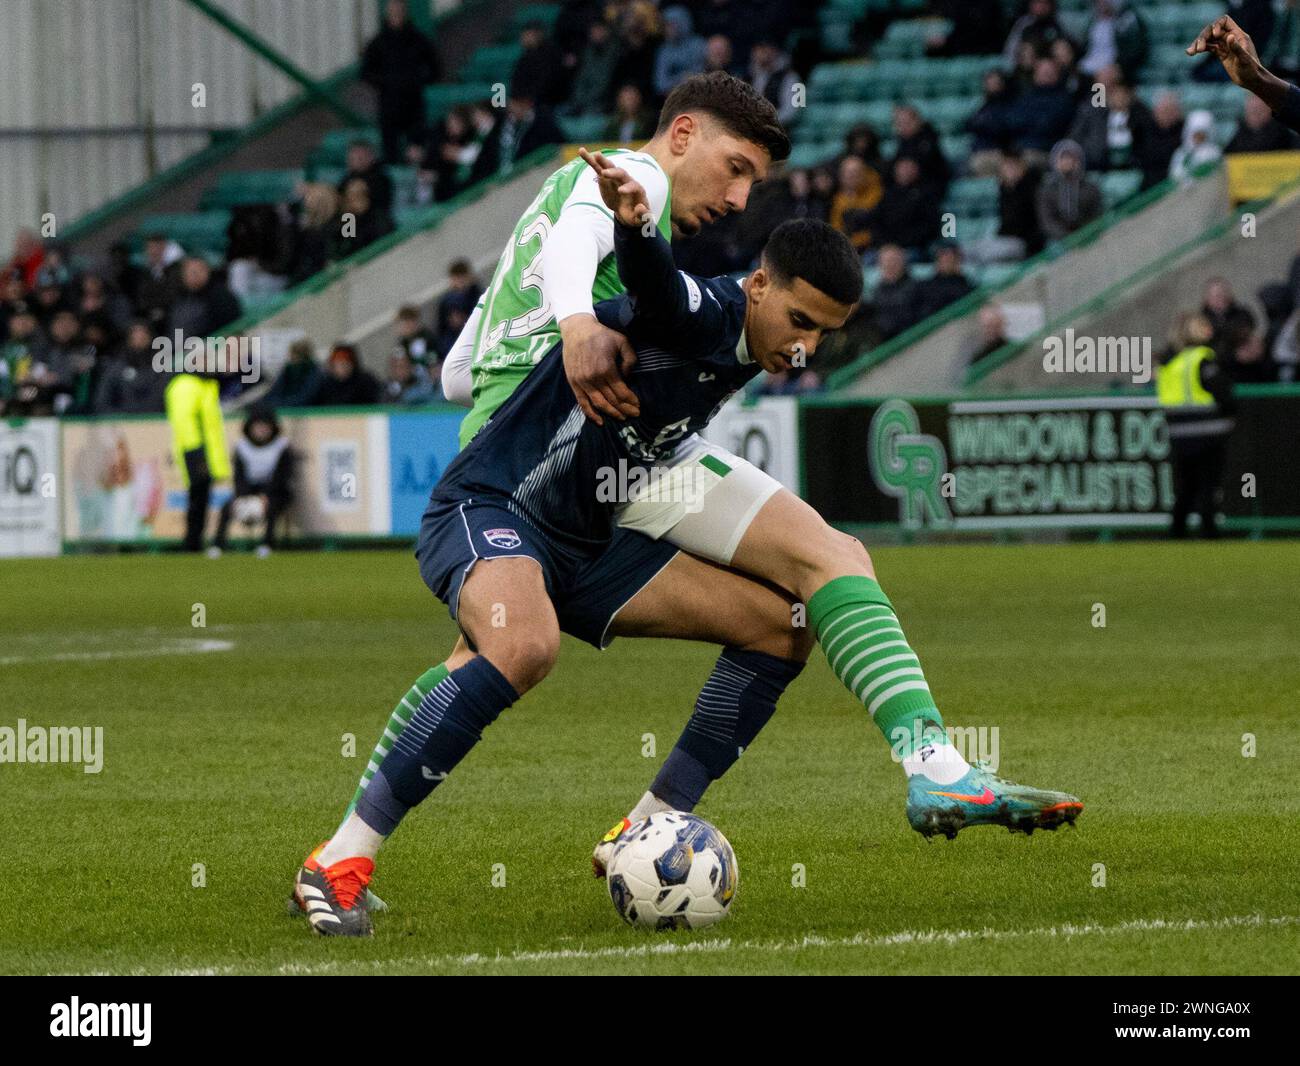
498, 627, 561, 693
790, 523, 874, 597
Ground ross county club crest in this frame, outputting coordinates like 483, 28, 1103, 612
483, 528, 521, 549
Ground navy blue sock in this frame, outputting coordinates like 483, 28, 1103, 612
356, 655, 518, 835
650, 647, 804, 810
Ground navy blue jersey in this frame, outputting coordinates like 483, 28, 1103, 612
432, 220, 761, 551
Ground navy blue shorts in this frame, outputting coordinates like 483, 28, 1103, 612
415, 497, 679, 649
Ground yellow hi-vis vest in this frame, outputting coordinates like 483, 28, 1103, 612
165, 374, 231, 486
1157, 345, 1215, 407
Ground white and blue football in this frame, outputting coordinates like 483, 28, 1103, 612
606, 811, 738, 930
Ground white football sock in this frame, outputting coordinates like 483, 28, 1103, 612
902, 735, 971, 784
318, 813, 384, 865
627, 790, 675, 822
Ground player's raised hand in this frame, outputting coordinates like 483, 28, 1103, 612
1186, 15, 1263, 89
578, 147, 651, 229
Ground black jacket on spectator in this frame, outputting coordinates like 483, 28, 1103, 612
895, 121, 951, 194
870, 276, 922, 341
311, 366, 382, 407
339, 162, 394, 216
1069, 98, 1157, 172
1005, 83, 1076, 153
1225, 118, 1298, 154
1138, 118, 1184, 189
470, 107, 564, 182
918, 271, 975, 320
513, 39, 568, 107
93, 345, 166, 414
999, 166, 1045, 255
361, 21, 441, 160
167, 279, 241, 339
863, 185, 942, 254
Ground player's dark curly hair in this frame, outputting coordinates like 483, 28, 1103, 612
656, 72, 791, 162
761, 219, 864, 306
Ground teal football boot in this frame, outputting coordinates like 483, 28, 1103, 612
906, 761, 1083, 839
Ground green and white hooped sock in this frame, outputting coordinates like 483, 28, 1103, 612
807, 575, 969, 784
337, 664, 449, 831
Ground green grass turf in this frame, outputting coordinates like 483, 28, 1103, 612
1, 542, 1297, 975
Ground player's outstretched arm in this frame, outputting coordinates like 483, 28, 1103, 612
1187, 14, 1297, 119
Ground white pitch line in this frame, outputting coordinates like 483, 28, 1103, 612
0, 639, 234, 666
89, 912, 1296, 977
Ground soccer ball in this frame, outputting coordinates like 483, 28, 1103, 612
606, 811, 738, 930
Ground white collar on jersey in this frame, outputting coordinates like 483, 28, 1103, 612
735, 329, 751, 364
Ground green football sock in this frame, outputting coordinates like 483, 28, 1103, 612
337, 664, 449, 829
807, 575, 946, 757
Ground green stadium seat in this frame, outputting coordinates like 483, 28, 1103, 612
945, 176, 999, 217
1100, 170, 1143, 208
507, 4, 560, 37
133, 211, 231, 257
200, 169, 304, 209
311, 127, 381, 170
558, 114, 609, 144
459, 43, 522, 85
424, 82, 496, 120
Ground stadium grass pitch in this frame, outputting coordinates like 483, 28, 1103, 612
2, 541, 1297, 975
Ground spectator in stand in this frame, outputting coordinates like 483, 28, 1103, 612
1050, 37, 1085, 100
1, 272, 28, 334
609, 4, 661, 99
168, 258, 241, 340
1078, 1, 1149, 84
393, 304, 438, 371
1069, 72, 1155, 173
654, 6, 706, 97
695, 0, 758, 57
136, 233, 184, 327
604, 83, 656, 142
416, 106, 477, 202
94, 320, 165, 414
1169, 109, 1222, 184
747, 39, 799, 127
513, 20, 568, 108
77, 273, 133, 346
965, 69, 1019, 176
266, 338, 323, 408
1226, 93, 1300, 152
360, 0, 442, 164
702, 35, 742, 80
332, 177, 394, 261
338, 140, 394, 216
435, 258, 483, 356
290, 184, 340, 284
840, 123, 885, 172
226, 205, 290, 301
868, 244, 921, 341
1270, 303, 1300, 382
1036, 139, 1102, 241
0, 306, 41, 414
781, 168, 832, 223
829, 154, 885, 252
863, 156, 943, 256
918, 242, 975, 319
566, 18, 623, 115
1265, 0, 1300, 82
311, 344, 381, 407
1006, 57, 1078, 164
891, 104, 950, 195
926, 0, 1007, 58
384, 350, 437, 405
7, 228, 45, 290
1140, 91, 1185, 190
1002, 0, 1072, 66
997, 149, 1046, 257
966, 303, 1012, 367
31, 268, 68, 330
470, 89, 564, 183
214, 406, 296, 556
1201, 276, 1256, 353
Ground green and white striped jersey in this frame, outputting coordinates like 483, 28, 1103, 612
458, 148, 671, 446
